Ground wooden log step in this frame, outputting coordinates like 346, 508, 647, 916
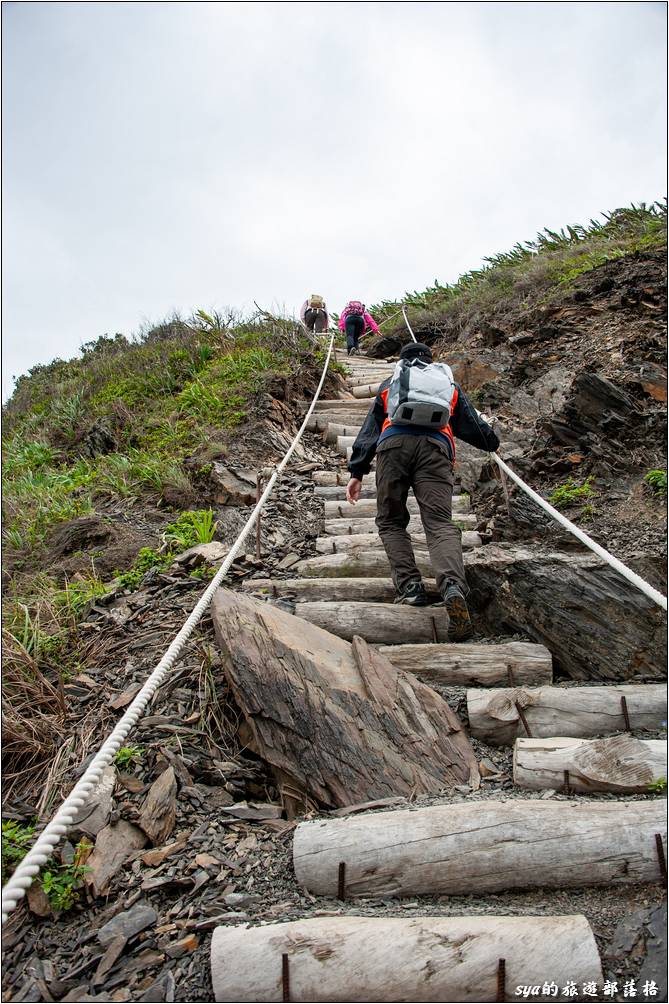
345, 373, 392, 385
513, 736, 667, 794
306, 413, 368, 432
324, 422, 362, 444
316, 485, 382, 500
315, 530, 483, 554
297, 550, 434, 579
322, 513, 478, 535
351, 383, 382, 398
467, 684, 667, 746
312, 470, 353, 486
379, 641, 553, 687
302, 399, 372, 411
210, 915, 602, 1003
241, 577, 440, 603
291, 601, 451, 645
322, 495, 471, 515
336, 435, 356, 455
293, 799, 667, 898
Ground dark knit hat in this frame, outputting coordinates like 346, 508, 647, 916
400, 341, 432, 361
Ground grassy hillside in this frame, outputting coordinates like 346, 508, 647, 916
2, 311, 336, 794
371, 201, 667, 340
3, 313, 328, 557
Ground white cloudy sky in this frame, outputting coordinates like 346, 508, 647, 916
2, 1, 666, 398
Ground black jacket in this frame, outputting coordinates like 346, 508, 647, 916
347, 377, 500, 480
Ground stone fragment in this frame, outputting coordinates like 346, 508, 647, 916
221, 801, 283, 821
93, 934, 127, 984
26, 883, 51, 918
277, 553, 301, 569
163, 934, 199, 959
170, 542, 229, 567
139, 767, 177, 845
86, 821, 147, 896
137, 971, 176, 1003
97, 903, 158, 947
211, 465, 257, 506
141, 830, 190, 867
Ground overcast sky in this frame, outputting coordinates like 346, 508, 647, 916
3, 1, 666, 399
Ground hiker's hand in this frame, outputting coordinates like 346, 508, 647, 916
346, 478, 362, 504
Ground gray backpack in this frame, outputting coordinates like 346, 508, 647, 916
386, 358, 455, 428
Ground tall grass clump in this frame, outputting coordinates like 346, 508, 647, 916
371, 201, 667, 335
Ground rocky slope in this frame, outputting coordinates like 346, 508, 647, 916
1, 206, 666, 1003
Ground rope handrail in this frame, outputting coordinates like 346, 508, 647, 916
399, 304, 667, 611
1, 333, 337, 924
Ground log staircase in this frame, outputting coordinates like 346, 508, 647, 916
211, 348, 667, 1002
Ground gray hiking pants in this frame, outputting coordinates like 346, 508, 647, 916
375, 434, 467, 595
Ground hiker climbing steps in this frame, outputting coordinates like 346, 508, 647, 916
208, 346, 667, 1000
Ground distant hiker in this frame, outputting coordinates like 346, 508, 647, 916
345, 341, 499, 640
338, 301, 380, 356
300, 295, 329, 334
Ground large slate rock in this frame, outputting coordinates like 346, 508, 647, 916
210, 589, 479, 809
464, 543, 666, 681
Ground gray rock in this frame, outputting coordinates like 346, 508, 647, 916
138, 971, 176, 1003
97, 903, 157, 947
639, 903, 668, 1002
223, 892, 259, 909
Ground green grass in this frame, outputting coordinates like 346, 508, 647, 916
548, 476, 595, 510
647, 777, 667, 793
114, 745, 144, 770
1, 820, 35, 883
644, 469, 668, 495
2, 821, 91, 911
370, 201, 667, 335
164, 509, 217, 550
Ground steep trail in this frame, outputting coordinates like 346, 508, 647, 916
1, 346, 665, 1003
210, 348, 667, 1002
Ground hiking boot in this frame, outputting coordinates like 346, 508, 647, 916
443, 581, 473, 641
394, 579, 429, 606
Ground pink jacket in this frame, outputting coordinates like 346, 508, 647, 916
338, 304, 380, 336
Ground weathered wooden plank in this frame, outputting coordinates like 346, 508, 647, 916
351, 383, 382, 398
467, 684, 667, 745
306, 413, 369, 432
293, 800, 666, 897
322, 495, 471, 514
241, 577, 440, 603
210, 590, 478, 808
379, 641, 553, 686
322, 514, 477, 534
312, 470, 354, 486
513, 736, 667, 793
316, 486, 382, 501
211, 915, 602, 1004
336, 435, 356, 455
315, 530, 482, 554
297, 550, 435, 578
292, 601, 451, 645
323, 422, 363, 444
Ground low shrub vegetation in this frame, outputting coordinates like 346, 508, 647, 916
548, 476, 595, 510
644, 469, 668, 495
371, 202, 667, 338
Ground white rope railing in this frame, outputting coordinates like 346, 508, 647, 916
1, 332, 336, 924
401, 305, 418, 343
491, 449, 667, 610
399, 306, 667, 611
